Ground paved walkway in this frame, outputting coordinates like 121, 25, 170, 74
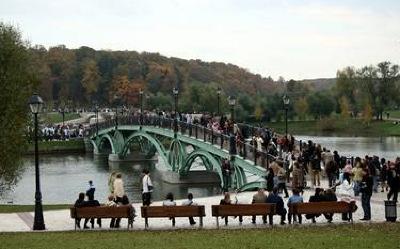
0, 183, 398, 232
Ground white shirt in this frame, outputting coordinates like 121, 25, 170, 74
142, 174, 153, 193
162, 200, 176, 206
181, 199, 197, 206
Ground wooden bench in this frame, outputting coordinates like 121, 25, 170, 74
288, 201, 356, 223
211, 204, 276, 227
70, 205, 133, 230
141, 206, 206, 228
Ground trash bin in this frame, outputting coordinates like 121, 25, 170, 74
384, 200, 397, 222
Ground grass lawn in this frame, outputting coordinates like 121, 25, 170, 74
27, 140, 85, 154
387, 110, 400, 119
0, 204, 70, 213
43, 112, 81, 124
0, 223, 399, 249
267, 118, 400, 137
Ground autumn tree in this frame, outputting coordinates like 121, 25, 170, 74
109, 76, 145, 106
81, 58, 100, 102
363, 102, 373, 127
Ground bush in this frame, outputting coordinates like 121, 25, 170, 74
318, 117, 336, 131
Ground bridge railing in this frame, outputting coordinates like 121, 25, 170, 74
86, 115, 275, 168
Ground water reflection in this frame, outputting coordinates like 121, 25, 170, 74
0, 154, 220, 204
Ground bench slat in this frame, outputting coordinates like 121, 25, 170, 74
141, 206, 205, 218
70, 206, 132, 219
211, 204, 276, 216
289, 201, 354, 215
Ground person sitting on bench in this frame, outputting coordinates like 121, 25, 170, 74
266, 187, 287, 225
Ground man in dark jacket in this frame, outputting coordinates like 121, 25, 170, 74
266, 187, 287, 225
360, 168, 373, 221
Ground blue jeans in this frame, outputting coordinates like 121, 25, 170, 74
361, 192, 371, 219
353, 181, 361, 196
373, 176, 378, 192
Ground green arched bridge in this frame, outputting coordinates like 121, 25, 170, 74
86, 115, 270, 191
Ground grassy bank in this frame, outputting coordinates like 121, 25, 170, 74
43, 112, 81, 124
27, 140, 86, 154
0, 204, 70, 213
0, 223, 399, 249
267, 118, 400, 137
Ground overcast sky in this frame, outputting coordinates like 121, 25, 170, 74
1, 0, 400, 80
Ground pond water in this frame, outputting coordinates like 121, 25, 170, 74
0, 154, 220, 205
1, 136, 399, 204
296, 136, 400, 160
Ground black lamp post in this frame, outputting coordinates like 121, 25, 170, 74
217, 87, 221, 116
113, 94, 120, 129
139, 88, 144, 125
283, 94, 290, 137
60, 105, 65, 127
29, 94, 46, 231
95, 103, 99, 136
228, 96, 236, 122
173, 87, 179, 133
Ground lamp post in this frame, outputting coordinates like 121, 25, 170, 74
173, 87, 179, 133
139, 89, 144, 125
228, 96, 236, 122
113, 95, 120, 129
95, 103, 99, 136
283, 94, 290, 137
60, 104, 65, 127
29, 94, 46, 231
217, 87, 221, 116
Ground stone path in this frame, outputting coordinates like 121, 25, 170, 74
0, 183, 398, 232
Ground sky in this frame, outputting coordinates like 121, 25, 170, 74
1, 0, 400, 80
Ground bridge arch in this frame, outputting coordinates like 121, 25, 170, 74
121, 130, 171, 170
98, 134, 116, 154
180, 150, 224, 187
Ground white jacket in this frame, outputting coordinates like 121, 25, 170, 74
113, 178, 124, 198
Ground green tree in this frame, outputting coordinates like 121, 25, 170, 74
294, 97, 308, 120
307, 92, 335, 119
339, 96, 350, 119
0, 23, 35, 186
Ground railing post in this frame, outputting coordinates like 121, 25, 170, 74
203, 127, 206, 142
220, 134, 224, 149
195, 125, 198, 139
189, 124, 192, 137
229, 135, 237, 155
253, 140, 257, 165
243, 143, 247, 159
211, 129, 214, 144
261, 152, 266, 167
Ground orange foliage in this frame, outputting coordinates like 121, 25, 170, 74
109, 76, 145, 105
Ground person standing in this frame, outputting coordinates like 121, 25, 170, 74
113, 173, 124, 203
86, 180, 95, 200
287, 188, 303, 224
142, 168, 153, 206
387, 162, 399, 203
360, 168, 373, 221
221, 159, 231, 192
108, 171, 117, 194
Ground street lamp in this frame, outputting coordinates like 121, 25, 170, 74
217, 87, 221, 116
139, 88, 144, 125
94, 103, 99, 136
113, 94, 120, 129
60, 104, 65, 127
29, 94, 46, 231
283, 94, 290, 137
173, 87, 179, 133
228, 96, 236, 122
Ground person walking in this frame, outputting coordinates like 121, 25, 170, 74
387, 162, 399, 203
142, 168, 153, 206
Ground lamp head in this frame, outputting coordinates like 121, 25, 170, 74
29, 94, 44, 114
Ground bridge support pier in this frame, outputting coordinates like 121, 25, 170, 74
161, 171, 220, 184
108, 153, 121, 162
